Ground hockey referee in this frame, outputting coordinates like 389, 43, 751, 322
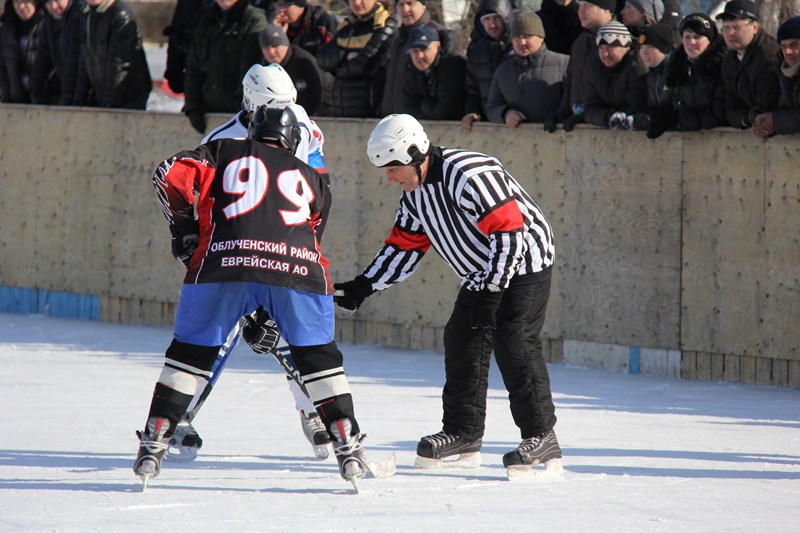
334, 114, 563, 479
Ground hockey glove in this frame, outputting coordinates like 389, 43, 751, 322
243, 307, 281, 355
169, 223, 199, 269
333, 275, 374, 311
470, 286, 504, 330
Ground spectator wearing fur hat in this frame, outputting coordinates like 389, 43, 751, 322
258, 23, 329, 114
583, 20, 648, 129
627, 22, 673, 130
398, 23, 466, 120
461, 0, 515, 133
753, 16, 800, 137
544, 0, 616, 132
536, 0, 582, 56
379, 0, 456, 116
716, 0, 780, 130
486, 10, 569, 127
274, 0, 338, 58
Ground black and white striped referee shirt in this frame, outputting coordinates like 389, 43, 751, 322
363, 147, 555, 292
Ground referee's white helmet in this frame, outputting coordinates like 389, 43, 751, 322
242, 64, 297, 113
367, 114, 430, 167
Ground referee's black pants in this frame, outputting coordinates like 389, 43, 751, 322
441, 267, 556, 441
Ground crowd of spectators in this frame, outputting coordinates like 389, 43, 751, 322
1, 0, 799, 136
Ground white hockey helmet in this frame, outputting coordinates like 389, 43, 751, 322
367, 114, 430, 167
241, 64, 297, 113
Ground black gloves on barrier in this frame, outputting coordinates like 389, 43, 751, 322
543, 113, 559, 133
470, 287, 504, 330
333, 275, 374, 311
187, 111, 206, 134
243, 307, 281, 355
169, 221, 199, 268
562, 114, 583, 132
646, 109, 678, 140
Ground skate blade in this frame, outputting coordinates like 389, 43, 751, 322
506, 459, 565, 482
312, 443, 332, 460
166, 446, 198, 462
139, 474, 152, 492
414, 451, 481, 470
366, 452, 397, 478
349, 477, 360, 494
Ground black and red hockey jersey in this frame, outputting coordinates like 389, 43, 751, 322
153, 138, 333, 295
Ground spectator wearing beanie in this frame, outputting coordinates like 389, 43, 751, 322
583, 20, 648, 129
486, 9, 569, 127
461, 0, 515, 133
753, 16, 800, 137
398, 24, 466, 120
716, 0, 780, 130
274, 0, 338, 58
646, 12, 727, 139
259, 23, 330, 115
620, 0, 664, 38
629, 22, 674, 130
379, 0, 456, 116
544, 0, 616, 132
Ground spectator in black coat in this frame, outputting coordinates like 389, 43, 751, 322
316, 0, 397, 117
647, 12, 727, 139
379, 0, 455, 116
30, 0, 85, 105
544, 0, 615, 132
716, 0, 780, 131
162, 0, 208, 94
461, 0, 514, 132
486, 10, 568, 127
537, 0, 581, 56
628, 22, 672, 131
583, 20, 647, 129
258, 22, 329, 114
0, 0, 44, 103
274, 0, 337, 57
753, 16, 800, 137
398, 23, 466, 120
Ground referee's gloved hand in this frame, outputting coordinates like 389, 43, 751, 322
470, 286, 504, 330
333, 275, 374, 311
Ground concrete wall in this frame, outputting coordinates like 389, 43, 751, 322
1, 105, 798, 388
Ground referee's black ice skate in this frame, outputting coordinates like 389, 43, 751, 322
502, 429, 564, 481
168, 422, 203, 462
134, 417, 171, 491
329, 418, 368, 492
415, 431, 482, 469
300, 410, 332, 459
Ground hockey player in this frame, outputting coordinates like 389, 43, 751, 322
169, 63, 333, 462
334, 114, 564, 480
135, 106, 371, 491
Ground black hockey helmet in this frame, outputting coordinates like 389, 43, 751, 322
248, 105, 301, 154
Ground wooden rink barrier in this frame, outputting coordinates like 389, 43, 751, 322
0, 105, 798, 388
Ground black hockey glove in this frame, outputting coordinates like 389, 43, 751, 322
169, 222, 199, 268
333, 275, 374, 311
470, 286, 504, 330
242, 307, 281, 355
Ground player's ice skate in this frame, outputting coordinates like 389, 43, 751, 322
414, 431, 482, 469
300, 411, 333, 459
133, 417, 171, 491
329, 418, 368, 493
503, 430, 565, 482
167, 421, 203, 462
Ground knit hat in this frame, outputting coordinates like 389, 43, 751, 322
777, 16, 800, 43
259, 24, 290, 48
583, 0, 617, 12
627, 0, 664, 23
638, 23, 674, 53
679, 12, 718, 41
715, 0, 759, 22
406, 24, 440, 51
511, 10, 545, 38
596, 20, 633, 47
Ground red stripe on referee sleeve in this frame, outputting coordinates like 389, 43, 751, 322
385, 225, 431, 253
477, 200, 524, 235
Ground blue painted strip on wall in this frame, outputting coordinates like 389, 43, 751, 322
629, 346, 641, 374
0, 286, 100, 320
